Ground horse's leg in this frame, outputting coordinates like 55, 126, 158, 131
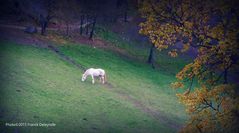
91, 75, 95, 84
99, 76, 102, 83
102, 76, 105, 84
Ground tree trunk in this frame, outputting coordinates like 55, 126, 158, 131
41, 22, 47, 35
85, 15, 89, 35
40, 14, 48, 35
89, 15, 97, 40
147, 44, 155, 68
66, 21, 69, 37
124, 11, 128, 22
224, 68, 228, 84
80, 14, 84, 35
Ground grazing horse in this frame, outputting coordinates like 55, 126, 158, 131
82, 68, 106, 84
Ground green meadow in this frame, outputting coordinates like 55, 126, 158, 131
0, 40, 188, 133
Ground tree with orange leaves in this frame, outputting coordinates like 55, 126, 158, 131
139, 0, 239, 132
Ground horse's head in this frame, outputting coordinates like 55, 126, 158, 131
82, 74, 86, 81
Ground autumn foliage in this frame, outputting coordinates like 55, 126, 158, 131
139, 0, 239, 132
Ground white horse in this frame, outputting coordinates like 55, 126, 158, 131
82, 68, 106, 84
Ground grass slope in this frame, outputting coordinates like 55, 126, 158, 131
96, 27, 190, 74
0, 41, 187, 133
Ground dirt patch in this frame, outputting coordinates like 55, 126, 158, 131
0, 24, 142, 64
0, 27, 48, 48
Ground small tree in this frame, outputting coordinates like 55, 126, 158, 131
55, 0, 79, 37
40, 0, 56, 35
117, 0, 129, 22
80, 14, 85, 35
89, 15, 97, 40
147, 43, 155, 68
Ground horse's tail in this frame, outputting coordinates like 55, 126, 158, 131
104, 73, 107, 83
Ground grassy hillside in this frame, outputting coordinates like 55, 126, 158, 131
0, 41, 187, 133
96, 27, 190, 74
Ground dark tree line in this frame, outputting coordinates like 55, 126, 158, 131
0, 0, 138, 39
0, 0, 156, 68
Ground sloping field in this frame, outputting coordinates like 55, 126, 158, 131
0, 41, 187, 133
